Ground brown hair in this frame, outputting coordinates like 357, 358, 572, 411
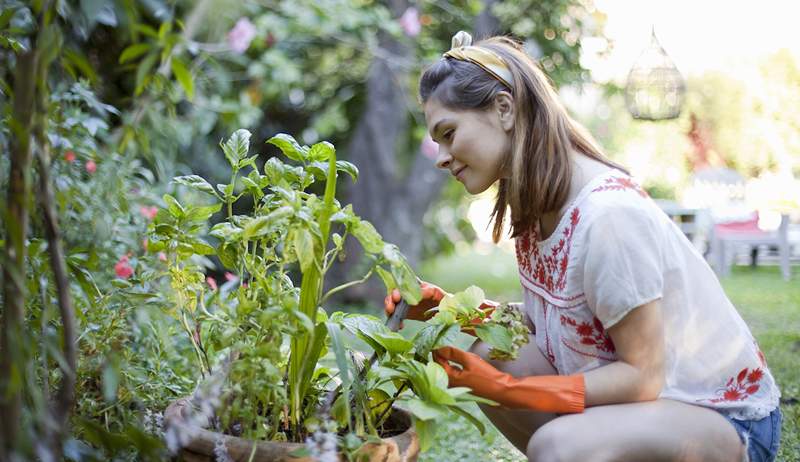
419, 35, 628, 242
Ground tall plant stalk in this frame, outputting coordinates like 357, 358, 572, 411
288, 148, 338, 429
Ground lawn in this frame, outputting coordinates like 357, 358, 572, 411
416, 245, 800, 461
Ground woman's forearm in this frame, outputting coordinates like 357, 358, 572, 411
583, 359, 665, 407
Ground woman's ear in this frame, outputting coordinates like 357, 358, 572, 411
494, 91, 515, 132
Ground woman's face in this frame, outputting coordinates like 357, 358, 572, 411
424, 96, 513, 195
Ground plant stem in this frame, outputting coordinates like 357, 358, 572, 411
319, 267, 374, 304
182, 311, 208, 376
375, 383, 408, 428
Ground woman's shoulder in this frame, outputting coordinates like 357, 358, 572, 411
578, 171, 662, 224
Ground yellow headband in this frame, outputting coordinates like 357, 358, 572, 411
442, 31, 514, 88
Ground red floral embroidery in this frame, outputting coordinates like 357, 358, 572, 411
516, 208, 581, 295
560, 314, 616, 354
591, 176, 649, 198
754, 340, 768, 368
702, 367, 764, 404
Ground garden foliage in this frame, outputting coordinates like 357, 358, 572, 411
146, 129, 516, 455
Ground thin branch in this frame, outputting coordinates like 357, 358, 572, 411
34, 71, 77, 461
320, 267, 375, 305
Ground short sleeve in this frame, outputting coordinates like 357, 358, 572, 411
582, 204, 664, 329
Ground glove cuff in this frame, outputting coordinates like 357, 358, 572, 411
500, 374, 585, 414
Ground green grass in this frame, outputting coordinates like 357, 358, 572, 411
417, 246, 800, 461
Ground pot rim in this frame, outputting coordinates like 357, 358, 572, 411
163, 397, 418, 460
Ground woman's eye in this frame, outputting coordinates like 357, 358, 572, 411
443, 130, 454, 141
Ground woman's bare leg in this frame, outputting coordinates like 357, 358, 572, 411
469, 335, 558, 453
526, 398, 745, 462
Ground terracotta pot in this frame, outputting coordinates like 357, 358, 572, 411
164, 398, 419, 462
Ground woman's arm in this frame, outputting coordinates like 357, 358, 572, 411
433, 299, 665, 414
584, 299, 666, 406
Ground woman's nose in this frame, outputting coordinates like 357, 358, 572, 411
435, 148, 453, 170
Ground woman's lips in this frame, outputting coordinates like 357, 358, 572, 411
454, 166, 466, 181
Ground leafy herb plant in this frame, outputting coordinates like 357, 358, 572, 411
144, 129, 526, 456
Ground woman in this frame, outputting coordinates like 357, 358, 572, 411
385, 32, 781, 462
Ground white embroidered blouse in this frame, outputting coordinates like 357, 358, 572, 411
516, 169, 781, 420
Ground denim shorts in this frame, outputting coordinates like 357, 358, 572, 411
719, 407, 782, 462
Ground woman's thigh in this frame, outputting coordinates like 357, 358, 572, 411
470, 335, 558, 453
526, 398, 744, 462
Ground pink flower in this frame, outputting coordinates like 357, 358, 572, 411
206, 276, 218, 291
420, 134, 438, 159
158, 252, 167, 262
227, 18, 256, 54
224, 272, 236, 281
114, 255, 134, 279
139, 205, 158, 221
85, 160, 97, 174
64, 151, 76, 162
399, 7, 421, 37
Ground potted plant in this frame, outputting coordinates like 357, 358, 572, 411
145, 130, 528, 461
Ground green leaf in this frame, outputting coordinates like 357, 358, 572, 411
170, 56, 194, 100
242, 206, 294, 240
209, 222, 241, 241
474, 324, 514, 353
424, 361, 450, 391
374, 266, 397, 294
135, 51, 158, 96
414, 418, 436, 452
456, 286, 486, 311
404, 398, 444, 421
102, 361, 119, 402
63, 48, 99, 83
188, 237, 215, 255
352, 220, 383, 254
448, 404, 486, 435
267, 133, 307, 162
222, 129, 252, 168
371, 331, 413, 355
158, 21, 172, 40
186, 204, 222, 222
413, 323, 460, 359
118, 43, 151, 64
336, 160, 359, 182
338, 314, 388, 338
293, 227, 315, 273
173, 175, 219, 197
162, 194, 185, 218
388, 257, 421, 305
307, 141, 334, 161
0, 9, 16, 29
238, 154, 259, 170
133, 23, 159, 38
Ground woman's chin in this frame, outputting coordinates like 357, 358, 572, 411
463, 181, 490, 195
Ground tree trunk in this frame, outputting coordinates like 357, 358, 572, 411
329, 1, 502, 306
1, 46, 37, 458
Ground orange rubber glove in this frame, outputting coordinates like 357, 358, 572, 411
384, 283, 499, 331
433, 346, 585, 414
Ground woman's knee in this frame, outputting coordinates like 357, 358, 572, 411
526, 417, 580, 462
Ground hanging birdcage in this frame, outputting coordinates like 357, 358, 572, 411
625, 29, 685, 121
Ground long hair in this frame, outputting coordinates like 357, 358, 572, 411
419, 35, 628, 243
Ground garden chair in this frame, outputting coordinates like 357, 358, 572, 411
709, 211, 791, 281
683, 167, 792, 281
